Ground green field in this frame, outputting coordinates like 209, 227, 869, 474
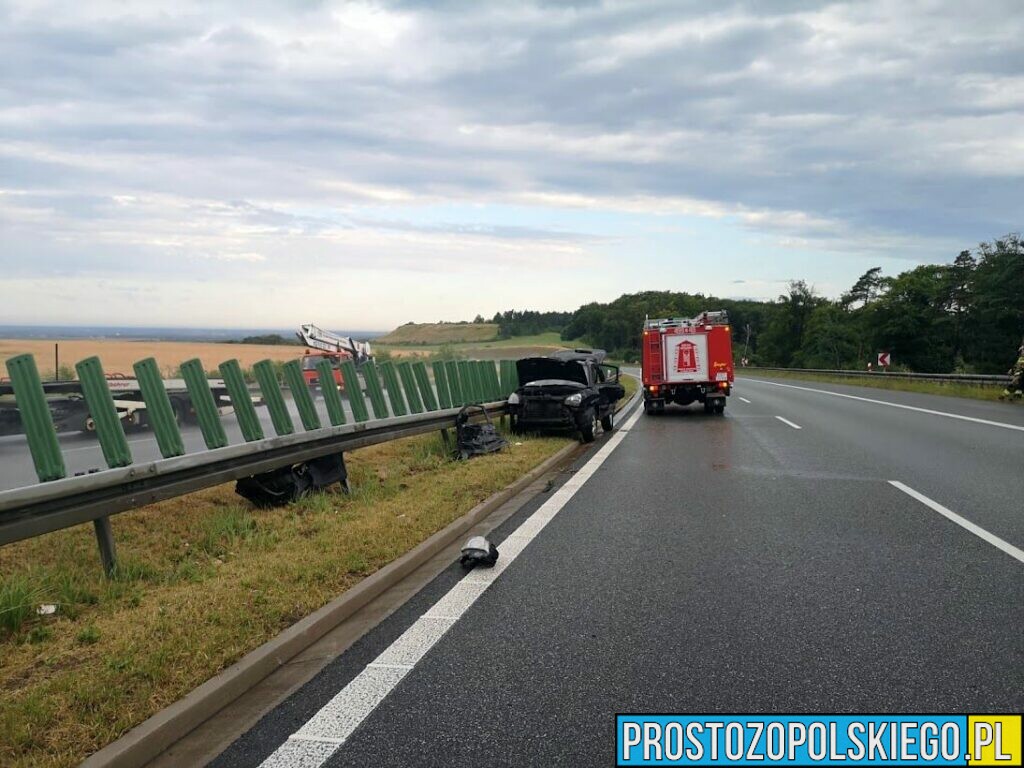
374, 322, 500, 345
375, 331, 574, 362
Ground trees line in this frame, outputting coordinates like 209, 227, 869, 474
555, 234, 1023, 374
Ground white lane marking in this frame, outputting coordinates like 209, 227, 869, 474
261, 400, 645, 766
738, 397, 752, 404
775, 416, 802, 430
743, 378, 1024, 433
889, 481, 1024, 565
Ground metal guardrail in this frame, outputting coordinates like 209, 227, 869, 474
1, 350, 518, 574
744, 367, 1011, 385
0, 402, 506, 548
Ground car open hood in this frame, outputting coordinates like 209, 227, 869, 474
516, 358, 587, 388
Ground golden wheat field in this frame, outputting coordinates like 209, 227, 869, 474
0, 339, 302, 379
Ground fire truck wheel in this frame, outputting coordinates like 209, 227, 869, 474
714, 401, 725, 415
579, 409, 598, 443
601, 411, 614, 432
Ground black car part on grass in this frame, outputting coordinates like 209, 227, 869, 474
454, 405, 508, 460
234, 453, 349, 507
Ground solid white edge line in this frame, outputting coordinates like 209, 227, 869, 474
259, 399, 645, 767
889, 481, 1024, 565
775, 416, 802, 430
738, 397, 751, 404
743, 378, 1024, 433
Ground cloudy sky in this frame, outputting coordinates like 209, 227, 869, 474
2, 0, 1022, 331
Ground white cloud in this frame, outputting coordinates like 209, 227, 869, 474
1, 0, 1021, 326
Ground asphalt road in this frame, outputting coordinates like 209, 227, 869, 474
207, 378, 1023, 765
0, 393, 362, 492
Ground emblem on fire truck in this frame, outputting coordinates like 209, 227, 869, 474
675, 339, 698, 373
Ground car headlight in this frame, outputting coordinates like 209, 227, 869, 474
507, 392, 520, 405
564, 393, 583, 406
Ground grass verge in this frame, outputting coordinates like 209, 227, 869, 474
739, 369, 1017, 403
620, 372, 639, 402
0, 429, 570, 768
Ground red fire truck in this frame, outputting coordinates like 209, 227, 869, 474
641, 311, 734, 415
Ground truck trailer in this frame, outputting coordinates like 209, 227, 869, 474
0, 376, 245, 436
641, 311, 734, 415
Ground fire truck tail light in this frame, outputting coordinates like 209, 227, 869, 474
648, 385, 658, 393
718, 381, 729, 390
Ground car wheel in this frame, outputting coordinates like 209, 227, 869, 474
601, 410, 614, 432
579, 408, 598, 443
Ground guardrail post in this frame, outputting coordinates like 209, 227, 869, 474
282, 360, 322, 431
75, 356, 133, 467
93, 517, 118, 577
179, 358, 229, 450
414, 362, 439, 411
219, 359, 264, 442
133, 358, 185, 458
361, 362, 390, 419
6, 354, 66, 482
378, 361, 407, 416
339, 361, 370, 423
253, 360, 294, 436
316, 359, 348, 426
396, 361, 423, 413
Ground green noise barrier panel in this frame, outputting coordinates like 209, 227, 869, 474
361, 362, 389, 419
253, 360, 294, 436
378, 361, 407, 417
316, 359, 348, 426
339, 361, 370, 423
6, 354, 66, 482
76, 356, 133, 467
457, 360, 475, 403
133, 357, 185, 459
500, 359, 518, 397
179, 358, 229, 450
219, 359, 264, 442
396, 362, 423, 414
282, 360, 322, 431
444, 361, 463, 406
414, 362, 439, 411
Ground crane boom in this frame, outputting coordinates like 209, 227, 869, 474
297, 324, 373, 364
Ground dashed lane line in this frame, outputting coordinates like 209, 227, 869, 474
889, 481, 1024, 565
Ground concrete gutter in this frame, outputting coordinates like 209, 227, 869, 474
82, 383, 640, 768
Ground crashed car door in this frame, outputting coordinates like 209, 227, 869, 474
596, 364, 625, 407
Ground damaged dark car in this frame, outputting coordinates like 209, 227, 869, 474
508, 350, 625, 443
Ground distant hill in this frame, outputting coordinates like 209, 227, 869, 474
376, 322, 500, 345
